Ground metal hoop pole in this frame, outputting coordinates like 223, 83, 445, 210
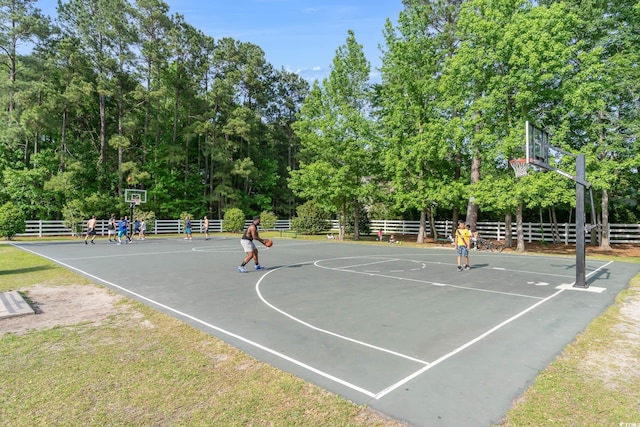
574, 154, 587, 288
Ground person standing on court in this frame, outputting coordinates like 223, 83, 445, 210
139, 218, 146, 240
84, 215, 98, 245
117, 216, 127, 245
123, 216, 132, 243
184, 215, 193, 240
203, 215, 210, 240
107, 214, 116, 243
237, 216, 267, 273
133, 218, 140, 239
455, 220, 471, 271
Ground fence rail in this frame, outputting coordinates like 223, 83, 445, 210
16, 219, 640, 244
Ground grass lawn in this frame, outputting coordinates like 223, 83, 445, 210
0, 243, 402, 426
1, 239, 639, 426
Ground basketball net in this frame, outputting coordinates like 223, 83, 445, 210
509, 158, 530, 178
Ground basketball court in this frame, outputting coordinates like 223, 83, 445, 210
13, 237, 639, 426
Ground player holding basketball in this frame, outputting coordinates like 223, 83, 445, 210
455, 220, 471, 271
237, 216, 267, 273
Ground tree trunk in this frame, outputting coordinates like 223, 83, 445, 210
465, 156, 480, 227
354, 198, 360, 240
428, 208, 437, 241
417, 208, 427, 244
100, 93, 107, 164
453, 150, 461, 226
551, 207, 560, 243
339, 203, 346, 241
516, 202, 525, 252
505, 212, 513, 248
60, 108, 68, 171
600, 188, 611, 250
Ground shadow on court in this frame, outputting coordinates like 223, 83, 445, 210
13, 238, 640, 426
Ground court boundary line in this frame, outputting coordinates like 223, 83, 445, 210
12, 244, 617, 402
12, 244, 379, 398
314, 257, 548, 300
256, 256, 614, 399
374, 259, 614, 399
254, 264, 431, 365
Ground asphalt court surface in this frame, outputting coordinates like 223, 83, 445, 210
14, 237, 640, 426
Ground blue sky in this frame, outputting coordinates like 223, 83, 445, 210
35, 0, 404, 82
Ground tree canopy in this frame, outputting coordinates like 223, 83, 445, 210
0, 0, 637, 244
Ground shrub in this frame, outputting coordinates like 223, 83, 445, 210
259, 211, 278, 229
0, 202, 26, 240
223, 207, 245, 232
134, 209, 156, 233
291, 200, 330, 235
62, 199, 86, 237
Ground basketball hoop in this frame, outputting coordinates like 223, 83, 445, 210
509, 158, 530, 178
132, 196, 141, 206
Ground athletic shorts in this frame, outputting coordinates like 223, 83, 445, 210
118, 230, 126, 238
88, 228, 97, 236
241, 238, 256, 253
457, 246, 469, 256
185, 227, 191, 234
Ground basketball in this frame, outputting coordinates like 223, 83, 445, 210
264, 239, 273, 248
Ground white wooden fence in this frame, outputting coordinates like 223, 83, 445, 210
16, 219, 640, 244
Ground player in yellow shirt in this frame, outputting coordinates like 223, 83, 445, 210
454, 220, 471, 271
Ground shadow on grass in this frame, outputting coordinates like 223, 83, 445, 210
0, 265, 55, 276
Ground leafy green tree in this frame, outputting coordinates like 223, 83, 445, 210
544, 0, 640, 248
440, 0, 579, 249
290, 30, 377, 240
58, 0, 135, 168
378, 2, 463, 242
0, 0, 49, 168
0, 201, 25, 239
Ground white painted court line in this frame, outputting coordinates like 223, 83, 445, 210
556, 284, 606, 293
372, 259, 615, 399
12, 244, 379, 398
314, 258, 546, 300
338, 258, 421, 270
58, 249, 198, 261
553, 260, 613, 294
255, 265, 431, 366
373, 288, 566, 399
14, 244, 618, 402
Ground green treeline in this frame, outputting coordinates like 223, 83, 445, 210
1, 0, 638, 243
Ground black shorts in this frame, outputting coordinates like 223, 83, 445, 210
88, 228, 97, 236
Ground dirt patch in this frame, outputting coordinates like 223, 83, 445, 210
0, 284, 125, 336
580, 287, 640, 389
